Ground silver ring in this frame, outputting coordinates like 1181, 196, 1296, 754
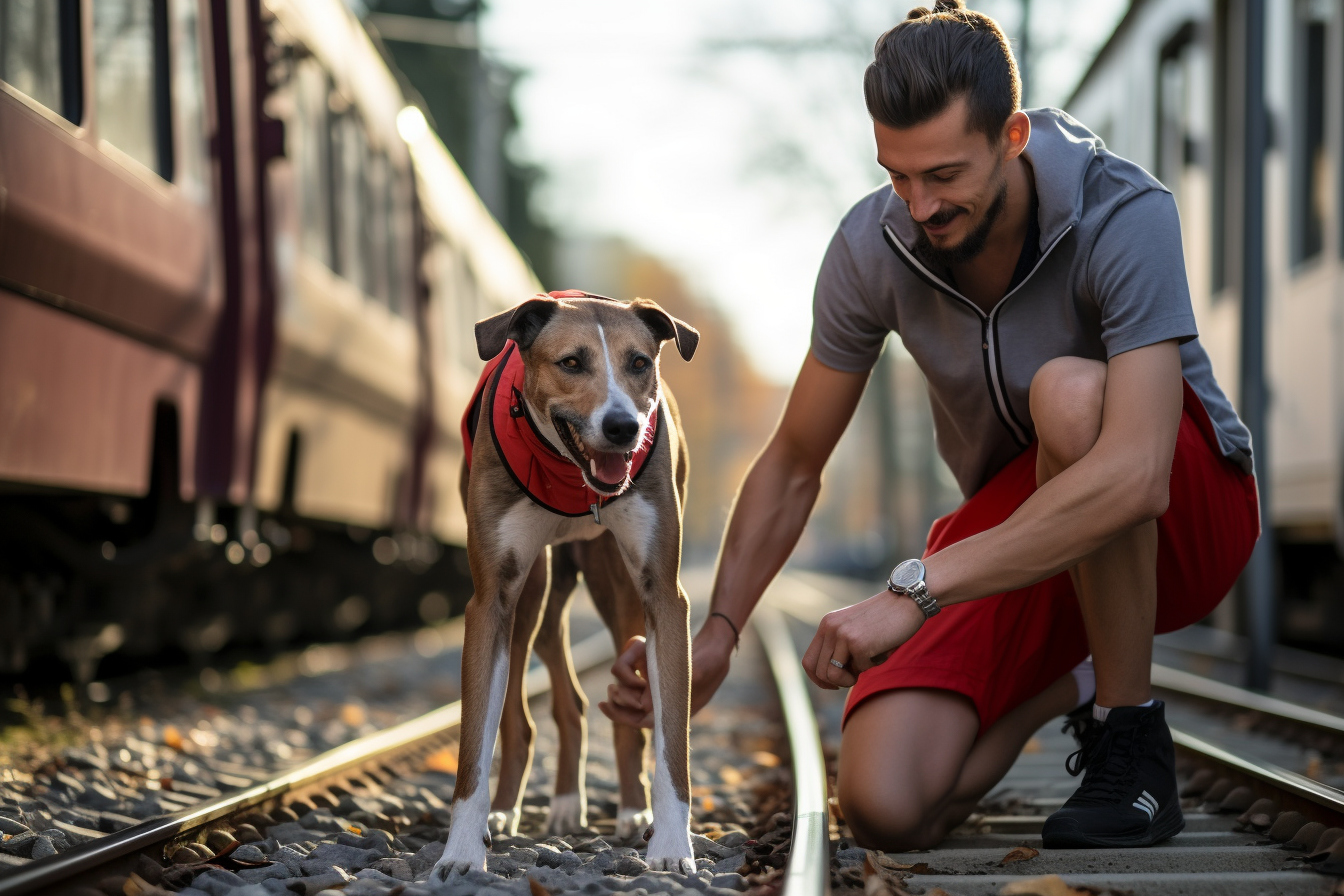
829, 659, 846, 669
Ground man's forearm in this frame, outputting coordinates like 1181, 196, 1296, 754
707, 441, 822, 629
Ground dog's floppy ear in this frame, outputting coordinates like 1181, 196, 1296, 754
630, 298, 699, 362
475, 296, 559, 360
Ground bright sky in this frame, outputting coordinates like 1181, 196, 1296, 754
479, 0, 1129, 382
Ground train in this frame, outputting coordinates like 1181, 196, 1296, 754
1065, 0, 1344, 647
0, 0, 537, 678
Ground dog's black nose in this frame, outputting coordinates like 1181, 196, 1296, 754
602, 413, 640, 446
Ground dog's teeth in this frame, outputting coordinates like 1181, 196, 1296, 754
590, 459, 598, 478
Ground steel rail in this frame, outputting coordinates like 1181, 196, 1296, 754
1171, 727, 1344, 829
754, 602, 832, 896
0, 632, 616, 896
1153, 662, 1344, 738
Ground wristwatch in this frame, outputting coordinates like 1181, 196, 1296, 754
887, 558, 940, 619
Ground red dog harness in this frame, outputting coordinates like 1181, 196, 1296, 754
461, 335, 661, 520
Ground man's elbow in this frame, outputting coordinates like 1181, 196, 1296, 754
1123, 464, 1171, 524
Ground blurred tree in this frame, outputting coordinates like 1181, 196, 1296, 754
361, 0, 555, 285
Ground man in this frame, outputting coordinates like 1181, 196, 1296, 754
601, 0, 1258, 850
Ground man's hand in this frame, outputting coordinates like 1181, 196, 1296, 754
801, 590, 925, 689
598, 622, 736, 728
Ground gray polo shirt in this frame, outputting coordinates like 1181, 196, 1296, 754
810, 107, 1253, 498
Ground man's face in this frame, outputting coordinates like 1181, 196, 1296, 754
875, 96, 1009, 266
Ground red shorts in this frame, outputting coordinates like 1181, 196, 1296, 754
842, 381, 1260, 734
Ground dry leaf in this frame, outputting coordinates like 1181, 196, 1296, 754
720, 766, 743, 786
862, 854, 911, 895
425, 748, 458, 774
1021, 737, 1044, 754
340, 704, 366, 727
752, 750, 782, 768
528, 877, 554, 896
1000, 845, 1041, 865
1000, 875, 1104, 896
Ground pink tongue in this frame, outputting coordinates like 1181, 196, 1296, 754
592, 452, 629, 486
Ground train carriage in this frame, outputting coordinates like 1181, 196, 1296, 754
0, 0, 532, 674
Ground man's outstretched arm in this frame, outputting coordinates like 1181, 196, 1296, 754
599, 351, 870, 726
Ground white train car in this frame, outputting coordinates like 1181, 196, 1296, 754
1067, 0, 1344, 641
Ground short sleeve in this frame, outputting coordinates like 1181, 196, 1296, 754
809, 228, 891, 372
1086, 189, 1199, 358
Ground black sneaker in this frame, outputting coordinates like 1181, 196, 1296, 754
1061, 697, 1100, 755
1041, 700, 1184, 848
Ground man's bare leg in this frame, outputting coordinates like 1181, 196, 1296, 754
1030, 357, 1154, 708
839, 674, 1080, 851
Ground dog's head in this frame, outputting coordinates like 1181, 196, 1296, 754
475, 291, 698, 497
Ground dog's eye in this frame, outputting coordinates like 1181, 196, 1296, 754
631, 356, 650, 373
559, 357, 581, 370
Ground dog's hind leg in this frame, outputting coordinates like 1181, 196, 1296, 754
532, 544, 589, 834
577, 533, 653, 842
489, 549, 549, 837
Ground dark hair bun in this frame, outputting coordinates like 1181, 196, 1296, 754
907, 0, 966, 19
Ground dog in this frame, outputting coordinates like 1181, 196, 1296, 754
432, 290, 700, 879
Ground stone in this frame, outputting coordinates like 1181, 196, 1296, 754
233, 823, 264, 843
205, 829, 236, 853
0, 817, 29, 836
335, 831, 393, 857
236, 864, 293, 883
690, 835, 726, 859
715, 832, 748, 849
534, 844, 564, 868
709, 872, 748, 890
301, 841, 383, 873
232, 844, 268, 863
407, 840, 445, 876
30, 836, 58, 860
370, 857, 414, 880
298, 811, 351, 833
186, 868, 246, 896
609, 854, 649, 876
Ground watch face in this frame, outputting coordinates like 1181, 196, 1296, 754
889, 558, 925, 591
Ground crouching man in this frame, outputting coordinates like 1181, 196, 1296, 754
603, 0, 1258, 851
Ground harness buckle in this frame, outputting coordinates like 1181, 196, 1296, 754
590, 502, 601, 524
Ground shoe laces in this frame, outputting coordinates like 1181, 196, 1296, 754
1062, 713, 1102, 776
1069, 717, 1152, 803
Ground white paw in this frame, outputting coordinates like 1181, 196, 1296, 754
644, 826, 695, 874
488, 808, 519, 836
547, 792, 587, 834
430, 830, 489, 881
614, 806, 653, 840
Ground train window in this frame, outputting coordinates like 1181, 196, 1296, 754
362, 147, 393, 307
294, 61, 333, 268
1290, 0, 1330, 266
330, 104, 366, 289
387, 166, 415, 317
0, 0, 81, 123
170, 0, 209, 203
94, 0, 162, 174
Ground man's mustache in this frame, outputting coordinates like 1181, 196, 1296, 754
916, 206, 967, 227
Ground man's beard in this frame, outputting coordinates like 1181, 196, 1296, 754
913, 177, 1009, 269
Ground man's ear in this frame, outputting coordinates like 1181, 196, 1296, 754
630, 298, 699, 362
474, 296, 559, 360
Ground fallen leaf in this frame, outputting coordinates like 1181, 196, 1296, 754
752, 751, 782, 768
1021, 737, 1044, 754
1000, 846, 1041, 865
162, 726, 183, 751
861, 854, 912, 895
528, 878, 553, 896
720, 766, 743, 786
1000, 875, 1104, 896
425, 748, 458, 774
340, 704, 366, 727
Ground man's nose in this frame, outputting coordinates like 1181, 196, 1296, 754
907, 185, 941, 223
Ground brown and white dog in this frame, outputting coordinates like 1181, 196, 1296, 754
432, 290, 699, 879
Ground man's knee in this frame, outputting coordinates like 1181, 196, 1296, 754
1030, 357, 1107, 472
837, 779, 941, 852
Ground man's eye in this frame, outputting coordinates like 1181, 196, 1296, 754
933, 173, 956, 183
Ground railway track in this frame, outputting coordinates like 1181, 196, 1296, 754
768, 572, 1344, 895
8, 569, 1344, 895
0, 593, 835, 896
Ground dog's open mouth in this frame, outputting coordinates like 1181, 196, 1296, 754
554, 417, 634, 495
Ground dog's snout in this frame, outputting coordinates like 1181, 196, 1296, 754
603, 413, 640, 446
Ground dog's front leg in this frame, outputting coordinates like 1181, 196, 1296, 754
609, 497, 695, 874
433, 508, 549, 880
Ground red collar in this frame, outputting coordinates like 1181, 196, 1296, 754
462, 342, 660, 518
